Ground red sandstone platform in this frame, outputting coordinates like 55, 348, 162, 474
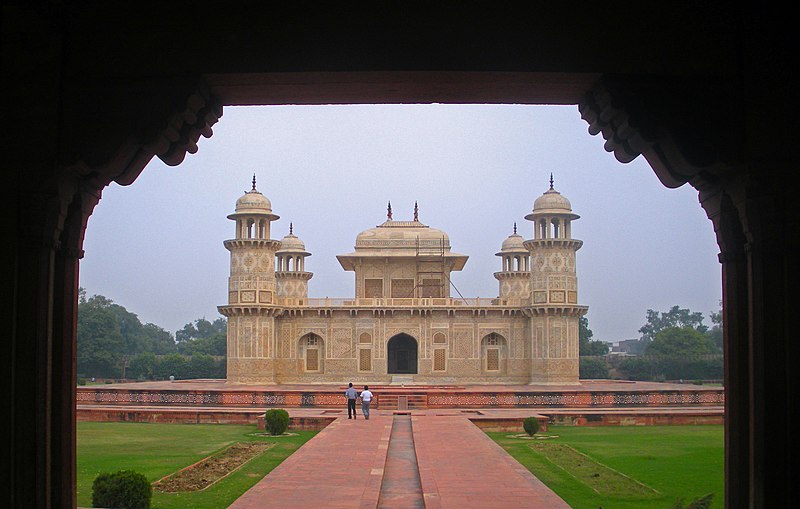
77, 379, 724, 427
77, 379, 724, 408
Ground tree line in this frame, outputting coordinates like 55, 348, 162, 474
77, 289, 226, 381
579, 304, 724, 381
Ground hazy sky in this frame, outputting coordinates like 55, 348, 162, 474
80, 104, 721, 342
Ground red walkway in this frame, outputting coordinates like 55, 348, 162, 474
229, 411, 569, 509
230, 414, 391, 509
413, 415, 569, 509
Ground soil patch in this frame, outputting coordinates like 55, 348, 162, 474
528, 442, 659, 497
506, 433, 560, 440
154, 442, 274, 492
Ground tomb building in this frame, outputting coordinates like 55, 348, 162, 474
219, 176, 587, 385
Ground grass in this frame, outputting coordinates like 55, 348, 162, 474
77, 422, 316, 509
488, 425, 723, 509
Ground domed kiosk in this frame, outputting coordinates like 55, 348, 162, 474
275, 223, 313, 302
337, 202, 467, 299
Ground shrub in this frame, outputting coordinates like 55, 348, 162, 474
523, 417, 540, 436
92, 470, 152, 509
264, 408, 290, 435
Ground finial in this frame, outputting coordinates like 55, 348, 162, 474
289, 222, 293, 235
252, 174, 257, 191
549, 173, 554, 190
413, 201, 419, 222
387, 201, 393, 220
513, 222, 517, 235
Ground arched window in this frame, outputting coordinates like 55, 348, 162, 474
552, 218, 561, 239
300, 334, 323, 372
246, 218, 255, 239
481, 333, 507, 373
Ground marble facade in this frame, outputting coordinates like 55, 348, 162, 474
220, 177, 587, 385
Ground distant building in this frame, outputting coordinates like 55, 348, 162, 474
611, 339, 646, 356
219, 176, 587, 385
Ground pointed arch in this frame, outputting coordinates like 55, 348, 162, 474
299, 333, 324, 372
481, 333, 508, 373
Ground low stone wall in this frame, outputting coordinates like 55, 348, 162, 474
77, 386, 724, 410
469, 416, 549, 432
77, 387, 349, 407
76, 407, 262, 425
78, 407, 336, 430
256, 415, 336, 431
426, 390, 724, 408
548, 411, 723, 426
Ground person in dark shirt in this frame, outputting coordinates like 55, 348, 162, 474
345, 382, 358, 419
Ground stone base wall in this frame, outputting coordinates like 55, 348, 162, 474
529, 358, 579, 385
227, 310, 542, 385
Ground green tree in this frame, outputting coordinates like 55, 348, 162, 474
579, 316, 609, 356
706, 301, 723, 351
176, 317, 226, 356
128, 352, 157, 379
639, 305, 708, 342
645, 327, 717, 357
77, 295, 125, 377
78, 289, 177, 378
187, 354, 217, 379
156, 353, 189, 379
580, 357, 610, 378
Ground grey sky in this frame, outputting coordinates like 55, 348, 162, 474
79, 104, 721, 342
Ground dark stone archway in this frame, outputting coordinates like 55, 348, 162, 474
387, 334, 418, 375
3, 4, 795, 508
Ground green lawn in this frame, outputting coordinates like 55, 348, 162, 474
77, 422, 316, 509
488, 425, 723, 509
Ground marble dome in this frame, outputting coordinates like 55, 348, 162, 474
234, 190, 274, 215
277, 232, 309, 255
533, 188, 572, 213
500, 233, 526, 252
355, 220, 451, 249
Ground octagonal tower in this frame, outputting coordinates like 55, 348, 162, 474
219, 176, 283, 383
524, 176, 587, 385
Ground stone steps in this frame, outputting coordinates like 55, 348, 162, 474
379, 394, 428, 410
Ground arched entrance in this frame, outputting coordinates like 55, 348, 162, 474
387, 334, 418, 374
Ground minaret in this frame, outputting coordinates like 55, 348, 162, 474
218, 176, 282, 384
276, 223, 313, 302
523, 175, 587, 385
494, 223, 531, 301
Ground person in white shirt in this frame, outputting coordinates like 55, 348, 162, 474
360, 385, 374, 420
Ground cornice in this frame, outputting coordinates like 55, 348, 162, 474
275, 271, 314, 280
523, 239, 583, 250
224, 239, 282, 250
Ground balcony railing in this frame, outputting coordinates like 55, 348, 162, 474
277, 297, 527, 308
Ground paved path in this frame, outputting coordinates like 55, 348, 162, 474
229, 413, 391, 509
413, 415, 570, 509
230, 411, 569, 508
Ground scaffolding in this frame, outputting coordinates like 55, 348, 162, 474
413, 236, 447, 298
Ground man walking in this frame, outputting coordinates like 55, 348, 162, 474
345, 382, 358, 419
360, 385, 373, 420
